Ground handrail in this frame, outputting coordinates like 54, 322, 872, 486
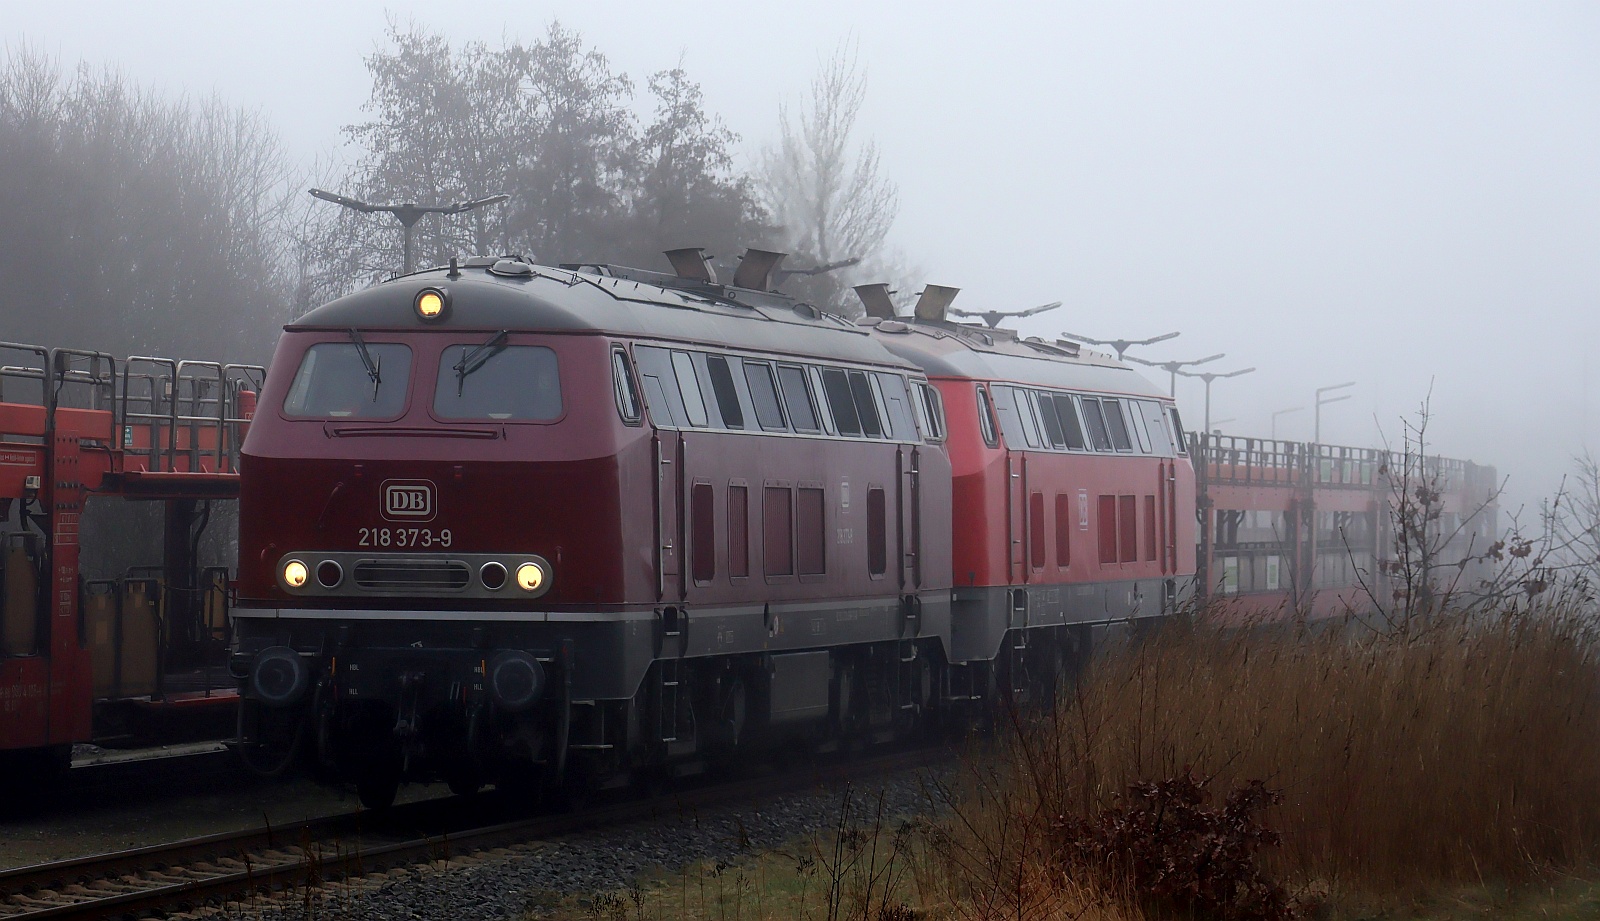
51, 348, 117, 435
122, 356, 179, 470
0, 342, 51, 412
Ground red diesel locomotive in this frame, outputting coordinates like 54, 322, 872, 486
863, 310, 1195, 680
231, 251, 1193, 807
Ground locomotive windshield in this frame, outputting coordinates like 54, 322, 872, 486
433, 344, 562, 420
282, 342, 413, 418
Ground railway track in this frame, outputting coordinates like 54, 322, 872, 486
0, 746, 946, 920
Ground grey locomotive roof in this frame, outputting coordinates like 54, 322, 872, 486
863, 319, 1168, 400
291, 260, 914, 371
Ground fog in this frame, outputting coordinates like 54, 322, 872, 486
8, 1, 1597, 513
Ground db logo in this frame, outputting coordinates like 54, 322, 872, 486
382, 480, 435, 521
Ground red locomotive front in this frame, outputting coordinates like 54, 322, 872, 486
233, 256, 954, 806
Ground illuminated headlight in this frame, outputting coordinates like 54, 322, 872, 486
414, 287, 449, 321
515, 560, 549, 594
282, 559, 309, 589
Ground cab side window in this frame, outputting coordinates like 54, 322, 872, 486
611, 348, 641, 425
975, 387, 996, 447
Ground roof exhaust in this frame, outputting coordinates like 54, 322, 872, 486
732, 249, 787, 291
853, 283, 898, 320
913, 285, 961, 323
664, 248, 717, 284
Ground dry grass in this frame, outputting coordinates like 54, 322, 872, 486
518, 607, 1600, 921
933, 607, 1600, 917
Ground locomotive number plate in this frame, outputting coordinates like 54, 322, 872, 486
358, 527, 454, 548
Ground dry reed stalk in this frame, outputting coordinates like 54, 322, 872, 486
940, 606, 1600, 911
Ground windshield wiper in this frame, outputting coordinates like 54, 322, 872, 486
454, 330, 508, 396
348, 329, 382, 402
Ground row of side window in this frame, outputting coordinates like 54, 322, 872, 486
615, 343, 945, 443
986, 384, 1186, 458
687, 481, 891, 585
1019, 490, 1162, 571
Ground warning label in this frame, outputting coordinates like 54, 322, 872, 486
54, 511, 78, 547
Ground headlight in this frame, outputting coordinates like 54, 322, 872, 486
317, 560, 343, 589
515, 560, 547, 593
415, 287, 449, 321
282, 559, 308, 589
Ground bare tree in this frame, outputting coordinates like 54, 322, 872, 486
759, 41, 899, 313
1344, 397, 1590, 632
630, 63, 767, 268
0, 47, 294, 363
304, 22, 767, 293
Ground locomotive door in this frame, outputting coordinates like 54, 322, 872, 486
653, 431, 683, 602
896, 444, 922, 590
1005, 449, 1026, 584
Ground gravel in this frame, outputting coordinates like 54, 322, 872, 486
206, 763, 949, 921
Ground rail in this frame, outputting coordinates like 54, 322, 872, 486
1192, 433, 1425, 492
0, 343, 51, 441
0, 745, 947, 920
117, 355, 265, 475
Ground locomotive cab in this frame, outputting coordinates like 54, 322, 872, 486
232, 255, 954, 807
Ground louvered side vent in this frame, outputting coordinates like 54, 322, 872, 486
353, 559, 471, 592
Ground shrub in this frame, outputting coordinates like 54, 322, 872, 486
1055, 770, 1297, 921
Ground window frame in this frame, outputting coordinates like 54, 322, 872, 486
281, 339, 415, 422
918, 381, 948, 443
1035, 390, 1066, 449
821, 367, 862, 437
847, 370, 884, 438
727, 479, 750, 582
704, 354, 745, 429
742, 360, 790, 432
1080, 397, 1113, 452
1101, 398, 1134, 452
611, 346, 642, 426
1054, 394, 1087, 451
431, 342, 565, 423
796, 482, 827, 581
691, 480, 716, 585
975, 386, 998, 448
776, 363, 821, 434
670, 350, 709, 428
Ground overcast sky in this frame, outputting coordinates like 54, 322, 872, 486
7, 1, 1598, 513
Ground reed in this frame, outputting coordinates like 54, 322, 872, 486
934, 606, 1600, 916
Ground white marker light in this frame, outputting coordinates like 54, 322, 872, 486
515, 561, 545, 592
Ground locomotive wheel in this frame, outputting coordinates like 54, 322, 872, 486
356, 760, 401, 810
236, 701, 307, 779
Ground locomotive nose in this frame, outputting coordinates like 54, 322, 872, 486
487, 650, 545, 712
251, 646, 311, 707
